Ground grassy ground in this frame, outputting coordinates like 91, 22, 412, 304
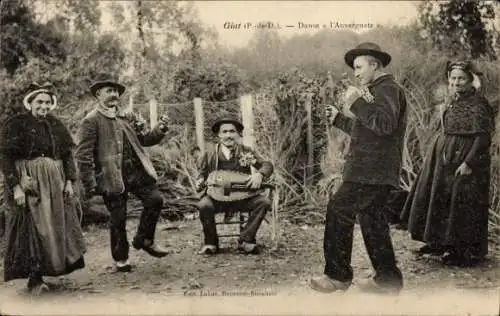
0, 215, 499, 315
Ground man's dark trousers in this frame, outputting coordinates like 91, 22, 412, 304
102, 179, 163, 262
324, 181, 403, 288
198, 195, 270, 247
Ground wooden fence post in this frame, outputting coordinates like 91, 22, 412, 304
305, 93, 313, 184
149, 98, 158, 127
240, 94, 255, 149
193, 97, 205, 155
127, 94, 134, 113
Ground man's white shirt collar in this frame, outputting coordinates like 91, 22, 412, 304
220, 144, 233, 160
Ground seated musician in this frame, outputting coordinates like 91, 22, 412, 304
195, 118, 274, 255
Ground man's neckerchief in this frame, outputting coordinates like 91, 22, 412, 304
96, 103, 119, 119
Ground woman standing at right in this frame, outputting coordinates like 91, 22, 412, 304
401, 60, 495, 267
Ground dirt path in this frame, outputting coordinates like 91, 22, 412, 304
0, 216, 499, 315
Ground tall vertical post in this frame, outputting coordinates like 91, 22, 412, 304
240, 94, 255, 148
149, 98, 158, 127
305, 93, 313, 184
193, 97, 205, 155
127, 94, 134, 113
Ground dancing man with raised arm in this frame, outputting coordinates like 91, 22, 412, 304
310, 43, 407, 294
75, 76, 169, 273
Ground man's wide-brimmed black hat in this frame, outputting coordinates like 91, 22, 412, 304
344, 42, 392, 69
211, 118, 244, 134
89, 75, 126, 97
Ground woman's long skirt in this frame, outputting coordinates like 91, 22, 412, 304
3, 157, 86, 282
400, 134, 490, 258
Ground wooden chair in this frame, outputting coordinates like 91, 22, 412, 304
215, 183, 279, 242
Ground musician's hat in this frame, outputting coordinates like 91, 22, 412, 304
90, 74, 126, 98
212, 118, 244, 134
344, 42, 391, 69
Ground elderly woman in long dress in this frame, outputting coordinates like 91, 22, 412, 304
0, 83, 86, 295
400, 61, 494, 266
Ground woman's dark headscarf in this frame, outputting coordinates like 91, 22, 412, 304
442, 61, 493, 135
446, 60, 482, 90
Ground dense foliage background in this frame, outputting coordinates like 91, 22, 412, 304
0, 0, 499, 235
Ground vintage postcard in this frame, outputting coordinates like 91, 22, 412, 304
0, 0, 499, 315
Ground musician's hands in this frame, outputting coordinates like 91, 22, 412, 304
246, 172, 263, 189
195, 178, 206, 192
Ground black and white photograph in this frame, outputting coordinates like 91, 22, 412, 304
0, 1, 499, 315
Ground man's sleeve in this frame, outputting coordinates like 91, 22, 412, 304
252, 149, 274, 179
137, 124, 167, 146
332, 112, 354, 135
75, 117, 97, 192
348, 84, 403, 136
197, 151, 210, 182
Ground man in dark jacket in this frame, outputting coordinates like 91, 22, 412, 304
195, 118, 274, 255
310, 43, 407, 294
75, 78, 169, 272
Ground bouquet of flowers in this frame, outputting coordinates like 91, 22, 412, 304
239, 151, 257, 167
